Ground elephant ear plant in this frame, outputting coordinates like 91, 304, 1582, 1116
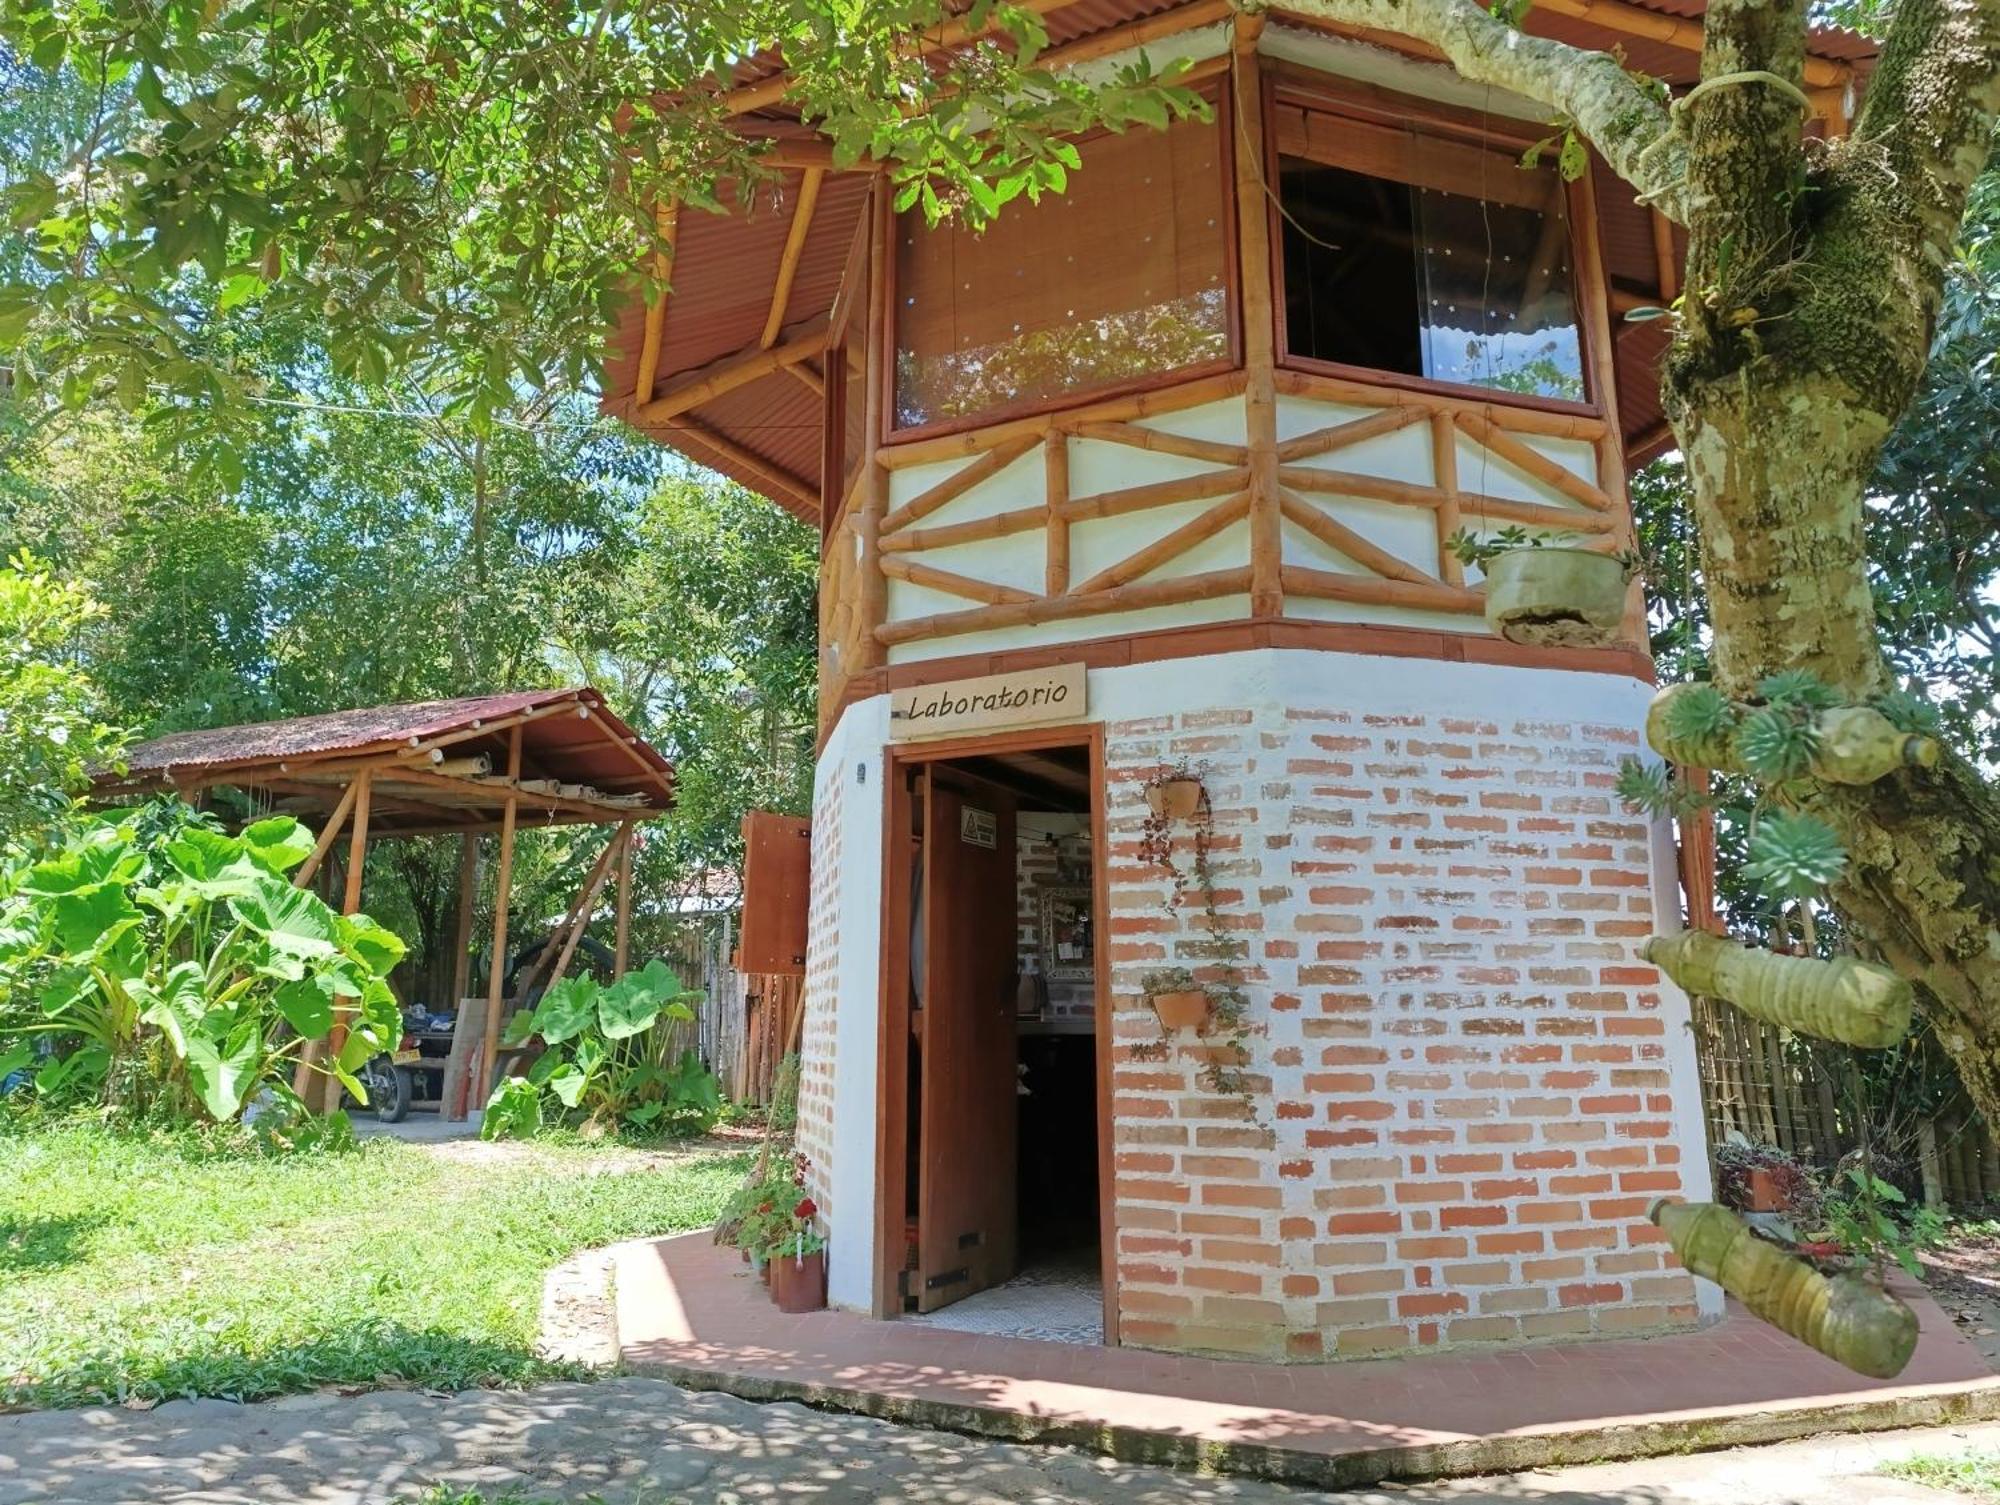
0, 799, 407, 1128
481, 958, 721, 1140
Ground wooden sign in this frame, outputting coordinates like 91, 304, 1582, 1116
959, 805, 997, 849
889, 662, 1086, 741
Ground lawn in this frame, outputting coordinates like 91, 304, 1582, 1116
1884, 1450, 2000, 1499
0, 1122, 746, 1410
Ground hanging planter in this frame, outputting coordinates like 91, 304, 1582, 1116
1651, 1199, 1918, 1379
1480, 545, 1631, 647
1642, 930, 1912, 1049
1142, 967, 1213, 1032
1145, 777, 1204, 822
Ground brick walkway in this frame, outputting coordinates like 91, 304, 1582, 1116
617, 1234, 2000, 1489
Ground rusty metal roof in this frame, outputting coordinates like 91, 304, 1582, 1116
102, 688, 674, 836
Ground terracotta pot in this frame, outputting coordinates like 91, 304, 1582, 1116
1145, 778, 1203, 821
1741, 1165, 1789, 1213
769, 1248, 827, 1313
1149, 988, 1212, 1032
1482, 546, 1628, 648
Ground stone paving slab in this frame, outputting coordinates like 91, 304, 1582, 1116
4, 1377, 2000, 1504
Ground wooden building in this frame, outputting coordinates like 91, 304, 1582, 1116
605, 3, 1872, 1360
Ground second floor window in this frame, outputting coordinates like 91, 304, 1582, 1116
892, 108, 1232, 432
1274, 100, 1586, 404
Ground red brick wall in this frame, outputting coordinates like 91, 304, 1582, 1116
796, 762, 844, 1218
1104, 700, 1699, 1360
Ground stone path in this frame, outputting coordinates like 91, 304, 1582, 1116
4, 1377, 2000, 1504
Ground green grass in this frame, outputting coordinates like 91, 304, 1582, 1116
0, 1121, 746, 1410
1883, 1450, 2000, 1499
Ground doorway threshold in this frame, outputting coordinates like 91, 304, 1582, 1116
904, 1251, 1103, 1346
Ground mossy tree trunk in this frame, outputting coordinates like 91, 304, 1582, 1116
1268, 0, 2000, 1115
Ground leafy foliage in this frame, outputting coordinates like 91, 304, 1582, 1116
1819, 1166, 1947, 1280
0, 800, 405, 1123
1661, 682, 1738, 746
483, 960, 720, 1139
1736, 705, 1822, 781
0, 5, 1205, 447
0, 552, 124, 849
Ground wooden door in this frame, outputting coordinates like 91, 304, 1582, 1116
915, 768, 1019, 1313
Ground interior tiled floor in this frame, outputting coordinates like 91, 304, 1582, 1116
903, 1249, 1103, 1345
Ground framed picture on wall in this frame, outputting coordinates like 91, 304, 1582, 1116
1037, 885, 1094, 982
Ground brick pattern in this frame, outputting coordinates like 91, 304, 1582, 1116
1104, 703, 1698, 1360
796, 761, 845, 1217
1016, 815, 1095, 1023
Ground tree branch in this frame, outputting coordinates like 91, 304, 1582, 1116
1251, 0, 1689, 218
1854, 0, 2000, 307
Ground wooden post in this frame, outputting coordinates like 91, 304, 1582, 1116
292, 778, 362, 891
1044, 430, 1070, 595
1231, 23, 1282, 620
318, 769, 373, 1113
633, 201, 679, 407
479, 726, 524, 1100
537, 825, 631, 1000
613, 823, 635, 980
439, 830, 483, 1120
858, 183, 891, 666
1430, 411, 1464, 586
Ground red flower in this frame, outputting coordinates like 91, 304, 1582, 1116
793, 1197, 817, 1221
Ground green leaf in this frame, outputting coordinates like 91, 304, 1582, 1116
335, 912, 407, 977
50, 884, 144, 960
531, 976, 598, 1044
1737, 707, 1821, 781
129, 960, 209, 1056
273, 976, 336, 1038
546, 1062, 587, 1108
480, 1077, 542, 1140
1661, 683, 1737, 745
241, 816, 316, 874
183, 1019, 263, 1120
1757, 669, 1843, 711
229, 875, 340, 970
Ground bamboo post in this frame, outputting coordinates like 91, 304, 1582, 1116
479, 726, 524, 1099
1045, 431, 1070, 595
633, 201, 679, 407
613, 824, 635, 980
1230, 23, 1282, 619
439, 831, 483, 1120
536, 825, 631, 1001
318, 770, 373, 1113
291, 778, 362, 891
1430, 411, 1463, 586
857, 183, 891, 667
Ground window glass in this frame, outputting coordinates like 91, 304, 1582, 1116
1275, 105, 1585, 403
893, 111, 1230, 430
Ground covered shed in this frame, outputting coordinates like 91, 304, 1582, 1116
95, 687, 675, 1116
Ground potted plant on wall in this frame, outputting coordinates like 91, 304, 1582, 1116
1144, 758, 1206, 822
1448, 526, 1639, 648
761, 1153, 827, 1313
1141, 966, 1212, 1033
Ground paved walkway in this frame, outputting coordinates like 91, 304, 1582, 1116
616, 1232, 2000, 1487
4, 1377, 2000, 1504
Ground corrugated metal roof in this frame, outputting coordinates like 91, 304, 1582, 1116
104, 689, 675, 833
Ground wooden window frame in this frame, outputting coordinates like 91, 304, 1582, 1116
879, 81, 1244, 448
1262, 70, 1607, 421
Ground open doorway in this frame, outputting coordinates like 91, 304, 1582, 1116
876, 727, 1111, 1346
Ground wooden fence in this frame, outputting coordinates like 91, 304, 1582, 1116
667, 913, 804, 1108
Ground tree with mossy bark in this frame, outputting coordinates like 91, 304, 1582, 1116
3, 1, 2000, 1107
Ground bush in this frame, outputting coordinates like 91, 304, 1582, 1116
480, 959, 722, 1140
0, 798, 406, 1125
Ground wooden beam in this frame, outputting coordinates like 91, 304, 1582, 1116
536, 826, 632, 1002
1280, 564, 1484, 615
1274, 405, 1428, 464
440, 831, 483, 1121
877, 567, 1250, 647
291, 778, 361, 891
1431, 411, 1464, 587
879, 370, 1246, 470
1065, 419, 1248, 467
784, 361, 826, 397
662, 413, 820, 518
614, 826, 635, 982
1036, 0, 1235, 75
1233, 26, 1283, 619
479, 726, 524, 1100
579, 703, 675, 802
879, 433, 1042, 535
318, 770, 372, 1114
1650, 208, 1680, 304
1270, 367, 1607, 439
1061, 464, 1249, 524
635, 325, 828, 424
1453, 411, 1613, 512
762, 168, 825, 349
879, 555, 1040, 606
633, 201, 680, 407
1045, 432, 1070, 596
1072, 489, 1251, 595
1277, 488, 1439, 587
877, 501, 1048, 554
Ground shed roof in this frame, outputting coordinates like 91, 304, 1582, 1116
99, 687, 675, 837
602, 0, 1878, 508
